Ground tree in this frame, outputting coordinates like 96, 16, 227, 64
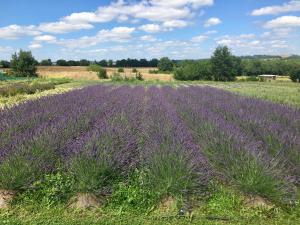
0, 60, 10, 68
174, 60, 212, 81
56, 59, 69, 66
158, 57, 174, 71
10, 50, 37, 77
289, 67, 300, 83
79, 59, 90, 66
211, 46, 237, 81
40, 59, 52, 66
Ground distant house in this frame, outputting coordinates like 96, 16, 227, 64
258, 74, 277, 81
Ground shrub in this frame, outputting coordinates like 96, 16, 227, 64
98, 68, 108, 79
289, 67, 300, 83
135, 72, 144, 81
118, 68, 124, 73
111, 72, 124, 81
40, 59, 52, 66
0, 82, 55, 97
158, 57, 174, 72
10, 50, 38, 77
174, 60, 212, 81
87, 64, 101, 72
132, 68, 138, 73
149, 69, 159, 74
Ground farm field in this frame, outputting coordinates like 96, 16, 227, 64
0, 84, 300, 224
37, 66, 173, 81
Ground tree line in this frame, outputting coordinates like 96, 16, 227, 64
0, 58, 159, 68
170, 46, 300, 82
1, 48, 300, 82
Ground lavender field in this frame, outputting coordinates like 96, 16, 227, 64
0, 85, 299, 210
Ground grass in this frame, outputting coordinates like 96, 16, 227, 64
1, 185, 299, 225
206, 80, 300, 107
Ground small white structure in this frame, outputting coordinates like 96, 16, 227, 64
258, 74, 277, 81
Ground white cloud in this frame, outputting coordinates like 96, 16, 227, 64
28, 43, 42, 49
0, 25, 41, 39
34, 35, 57, 42
139, 24, 162, 33
191, 35, 208, 42
140, 35, 157, 42
204, 17, 222, 27
264, 16, 300, 29
38, 21, 93, 34
251, 0, 300, 16
57, 27, 135, 49
205, 30, 218, 35
162, 20, 188, 28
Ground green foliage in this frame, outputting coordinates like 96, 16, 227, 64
40, 59, 52, 66
69, 155, 116, 193
88, 64, 108, 79
0, 141, 58, 190
87, 64, 101, 72
174, 60, 212, 81
107, 170, 157, 212
118, 68, 124, 72
205, 184, 243, 218
10, 50, 37, 77
111, 72, 124, 81
0, 60, 11, 68
132, 68, 138, 73
158, 57, 174, 72
211, 46, 237, 81
135, 72, 144, 81
146, 150, 199, 199
289, 67, 300, 83
0, 82, 55, 97
47, 78, 72, 85
19, 172, 74, 206
238, 76, 259, 82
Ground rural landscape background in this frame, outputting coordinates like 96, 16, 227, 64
1, 1, 300, 224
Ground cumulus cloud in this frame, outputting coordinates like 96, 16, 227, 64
204, 17, 222, 27
0, 25, 41, 39
139, 24, 162, 33
162, 20, 188, 28
191, 35, 208, 42
38, 21, 93, 34
140, 35, 157, 42
264, 16, 300, 29
28, 43, 42, 49
57, 27, 135, 49
34, 35, 57, 42
251, 0, 300, 16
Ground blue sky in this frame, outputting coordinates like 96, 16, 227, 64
0, 0, 300, 60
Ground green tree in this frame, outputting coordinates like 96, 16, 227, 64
158, 57, 174, 72
289, 67, 300, 83
40, 59, 52, 66
174, 60, 212, 81
10, 50, 37, 77
0, 60, 11, 68
211, 46, 236, 81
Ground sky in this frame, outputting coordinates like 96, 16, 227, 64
0, 0, 300, 61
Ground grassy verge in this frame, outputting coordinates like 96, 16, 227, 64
0, 78, 104, 108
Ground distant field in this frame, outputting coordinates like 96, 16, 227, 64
37, 66, 174, 81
